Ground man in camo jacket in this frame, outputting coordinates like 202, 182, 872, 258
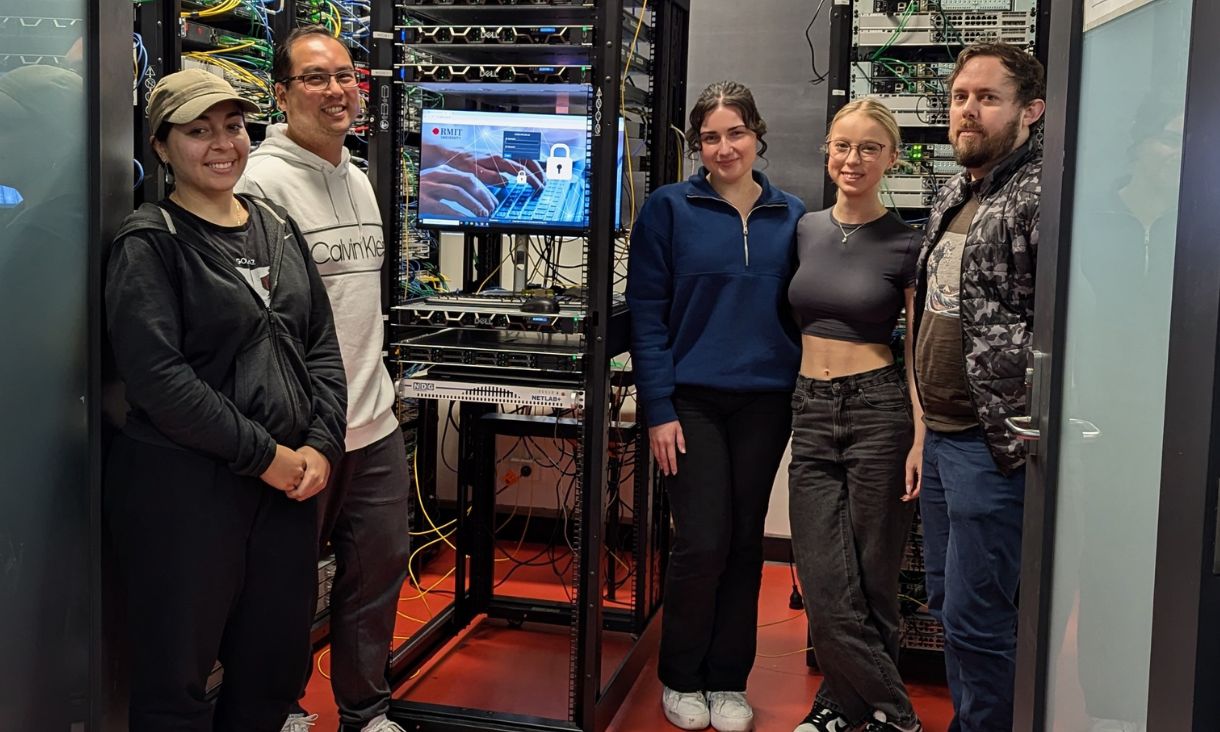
911, 42, 1046, 732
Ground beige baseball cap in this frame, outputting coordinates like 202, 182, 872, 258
146, 68, 259, 131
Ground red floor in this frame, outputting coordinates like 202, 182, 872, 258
302, 549, 954, 732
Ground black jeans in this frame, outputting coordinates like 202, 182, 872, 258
788, 366, 917, 727
295, 429, 413, 731
658, 386, 792, 693
106, 434, 317, 732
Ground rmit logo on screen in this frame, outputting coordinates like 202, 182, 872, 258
432, 127, 462, 138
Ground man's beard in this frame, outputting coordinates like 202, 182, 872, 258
952, 113, 1022, 170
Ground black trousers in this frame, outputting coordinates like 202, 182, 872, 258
107, 434, 318, 732
788, 366, 917, 727
658, 386, 792, 693
293, 430, 413, 731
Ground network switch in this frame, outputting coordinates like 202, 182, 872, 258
885, 172, 956, 195
396, 329, 584, 374
399, 63, 591, 83
853, 93, 948, 127
396, 372, 585, 409
873, 0, 1016, 11
394, 294, 589, 334
854, 10, 1035, 47
402, 24, 594, 45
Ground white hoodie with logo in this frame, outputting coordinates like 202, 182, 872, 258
238, 124, 397, 453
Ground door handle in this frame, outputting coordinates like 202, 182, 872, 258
1005, 416, 1102, 441
1070, 418, 1101, 440
1005, 415, 1040, 440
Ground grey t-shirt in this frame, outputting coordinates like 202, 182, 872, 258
915, 196, 980, 431
788, 209, 920, 344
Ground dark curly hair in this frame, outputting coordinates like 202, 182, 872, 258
685, 80, 768, 159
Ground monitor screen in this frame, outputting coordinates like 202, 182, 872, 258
418, 108, 624, 232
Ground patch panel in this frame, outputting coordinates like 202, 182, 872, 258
181, 0, 263, 22
885, 172, 956, 195
851, 60, 954, 96
900, 141, 955, 160
178, 21, 271, 61
854, 10, 1036, 47
402, 24, 594, 45
881, 190, 936, 209
900, 612, 946, 652
398, 63, 592, 83
873, 0, 1015, 11
852, 93, 949, 127
396, 374, 585, 410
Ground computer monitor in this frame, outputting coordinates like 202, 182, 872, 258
417, 108, 624, 233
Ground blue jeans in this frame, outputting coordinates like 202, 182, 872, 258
920, 428, 1025, 732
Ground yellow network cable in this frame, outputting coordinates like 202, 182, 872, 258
327, 1, 343, 37
404, 531, 458, 617
409, 448, 456, 542
183, 52, 269, 93
619, 0, 648, 232
397, 609, 427, 624
182, 0, 242, 18
191, 40, 256, 56
756, 645, 816, 659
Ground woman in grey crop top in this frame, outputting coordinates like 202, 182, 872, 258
786, 99, 926, 732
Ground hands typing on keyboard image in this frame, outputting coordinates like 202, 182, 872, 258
416, 108, 604, 230
418, 140, 548, 217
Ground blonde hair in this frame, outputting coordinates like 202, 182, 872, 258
827, 98, 902, 151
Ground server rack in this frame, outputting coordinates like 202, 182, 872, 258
384, 1, 688, 730
818, 0, 1054, 665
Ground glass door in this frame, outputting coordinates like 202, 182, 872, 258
0, 0, 91, 727
1016, 1, 1196, 730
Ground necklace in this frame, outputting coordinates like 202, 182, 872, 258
836, 218, 867, 244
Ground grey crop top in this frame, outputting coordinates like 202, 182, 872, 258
787, 209, 921, 344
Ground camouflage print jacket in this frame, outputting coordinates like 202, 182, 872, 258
914, 140, 1041, 475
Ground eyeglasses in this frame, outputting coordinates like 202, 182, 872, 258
821, 140, 887, 161
280, 70, 360, 91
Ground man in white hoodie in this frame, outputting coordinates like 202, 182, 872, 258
238, 26, 410, 732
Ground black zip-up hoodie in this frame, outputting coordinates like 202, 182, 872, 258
106, 195, 347, 477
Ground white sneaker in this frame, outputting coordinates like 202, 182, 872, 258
662, 686, 710, 730
707, 691, 754, 732
361, 715, 407, 732
281, 714, 318, 732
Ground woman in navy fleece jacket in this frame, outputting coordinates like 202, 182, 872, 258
626, 80, 804, 732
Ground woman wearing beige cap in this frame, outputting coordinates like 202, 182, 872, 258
104, 69, 348, 732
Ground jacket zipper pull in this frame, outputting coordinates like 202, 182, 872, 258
742, 221, 750, 267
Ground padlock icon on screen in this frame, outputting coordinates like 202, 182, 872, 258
545, 143, 573, 181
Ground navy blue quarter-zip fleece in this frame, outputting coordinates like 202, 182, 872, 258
626, 169, 805, 427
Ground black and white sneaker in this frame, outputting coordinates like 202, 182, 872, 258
861, 710, 923, 732
792, 703, 851, 732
